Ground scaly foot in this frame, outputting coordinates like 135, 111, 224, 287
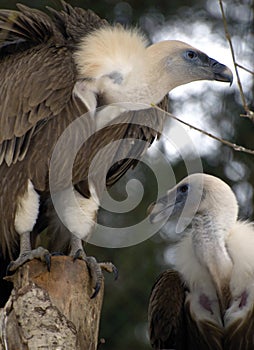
73, 249, 118, 298
7, 246, 51, 273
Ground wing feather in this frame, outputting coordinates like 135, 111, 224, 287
0, 4, 55, 45
0, 3, 110, 167
47, 1, 108, 44
105, 96, 168, 187
0, 5, 76, 165
148, 269, 187, 350
185, 300, 223, 350
225, 306, 254, 350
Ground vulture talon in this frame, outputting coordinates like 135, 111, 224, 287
72, 249, 117, 298
91, 282, 101, 299
7, 246, 51, 273
73, 253, 103, 298
98, 262, 119, 280
44, 253, 51, 272
6, 261, 15, 275
73, 248, 86, 261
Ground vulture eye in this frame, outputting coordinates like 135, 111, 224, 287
179, 184, 189, 193
185, 50, 198, 60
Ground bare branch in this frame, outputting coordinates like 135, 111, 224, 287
152, 104, 254, 156
218, 0, 254, 120
236, 63, 254, 76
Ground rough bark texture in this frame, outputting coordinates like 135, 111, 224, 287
0, 256, 104, 350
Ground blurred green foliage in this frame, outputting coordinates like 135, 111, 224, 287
1, 0, 253, 349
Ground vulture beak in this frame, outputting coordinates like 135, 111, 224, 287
209, 58, 233, 85
148, 192, 176, 224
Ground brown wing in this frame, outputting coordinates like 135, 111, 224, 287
148, 269, 187, 350
47, 1, 108, 44
0, 3, 107, 256
0, 3, 106, 167
81, 96, 168, 193
185, 299, 223, 350
72, 97, 167, 201
105, 97, 168, 187
224, 306, 254, 350
31, 99, 168, 254
0, 4, 75, 166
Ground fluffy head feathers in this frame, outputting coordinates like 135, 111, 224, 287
74, 26, 148, 80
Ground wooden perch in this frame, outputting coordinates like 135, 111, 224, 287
0, 256, 104, 350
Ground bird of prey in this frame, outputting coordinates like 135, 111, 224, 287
0, 1, 233, 301
148, 173, 254, 350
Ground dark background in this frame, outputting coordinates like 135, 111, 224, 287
1, 0, 253, 349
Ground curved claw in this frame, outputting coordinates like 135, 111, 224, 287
73, 248, 86, 261
6, 261, 15, 275
73, 253, 103, 298
72, 250, 117, 298
86, 256, 103, 298
112, 265, 118, 280
99, 262, 118, 280
91, 282, 101, 299
44, 253, 51, 272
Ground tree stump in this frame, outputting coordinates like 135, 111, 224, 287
0, 256, 104, 350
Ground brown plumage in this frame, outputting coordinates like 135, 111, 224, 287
0, 2, 233, 299
148, 174, 254, 350
149, 270, 187, 350
149, 269, 224, 350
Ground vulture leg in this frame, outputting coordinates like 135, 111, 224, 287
7, 232, 51, 272
8, 180, 51, 272
32, 190, 117, 298
70, 235, 118, 299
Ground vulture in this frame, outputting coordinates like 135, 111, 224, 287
0, 1, 233, 302
148, 173, 254, 350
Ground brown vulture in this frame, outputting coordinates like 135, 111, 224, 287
0, 2, 233, 302
148, 173, 254, 350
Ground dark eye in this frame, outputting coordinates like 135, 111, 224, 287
179, 184, 189, 193
185, 50, 198, 60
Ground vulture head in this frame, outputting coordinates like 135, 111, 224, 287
74, 27, 233, 108
150, 173, 238, 227
149, 173, 238, 314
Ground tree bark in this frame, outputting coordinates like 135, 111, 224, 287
0, 256, 104, 350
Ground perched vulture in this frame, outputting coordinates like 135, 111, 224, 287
148, 173, 254, 350
0, 1, 233, 302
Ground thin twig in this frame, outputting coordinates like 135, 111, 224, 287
151, 104, 254, 156
218, 0, 253, 120
236, 63, 254, 76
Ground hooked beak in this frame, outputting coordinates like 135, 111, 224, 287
209, 58, 233, 85
148, 193, 175, 224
